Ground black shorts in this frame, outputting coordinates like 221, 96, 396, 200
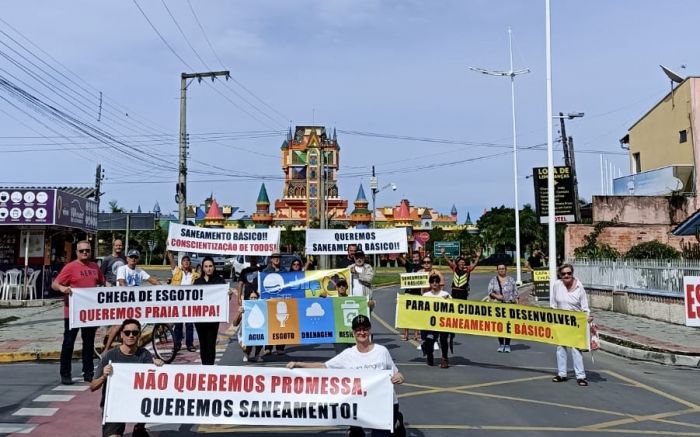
103, 422, 125, 437
451, 288, 469, 300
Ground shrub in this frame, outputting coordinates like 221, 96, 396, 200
625, 241, 680, 260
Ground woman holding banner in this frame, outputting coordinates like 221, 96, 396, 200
193, 256, 233, 365
421, 275, 452, 368
551, 263, 592, 387
488, 264, 518, 353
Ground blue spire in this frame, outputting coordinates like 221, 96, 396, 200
356, 184, 367, 202
137, 205, 142, 213
451, 204, 457, 215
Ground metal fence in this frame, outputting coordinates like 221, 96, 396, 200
569, 259, 700, 297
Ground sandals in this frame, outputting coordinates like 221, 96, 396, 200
401, 333, 408, 341
577, 379, 589, 386
552, 375, 567, 382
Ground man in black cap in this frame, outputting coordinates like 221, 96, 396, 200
287, 315, 406, 436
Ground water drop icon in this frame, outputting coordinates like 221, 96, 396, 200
248, 304, 265, 329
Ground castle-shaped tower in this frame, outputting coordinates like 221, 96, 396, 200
350, 185, 372, 228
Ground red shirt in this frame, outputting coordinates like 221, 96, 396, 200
55, 260, 105, 318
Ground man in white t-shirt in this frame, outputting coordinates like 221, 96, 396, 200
116, 250, 160, 287
287, 315, 405, 437
421, 274, 451, 368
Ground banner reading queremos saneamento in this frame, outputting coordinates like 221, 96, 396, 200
69, 285, 229, 328
167, 223, 281, 256
395, 295, 589, 349
103, 364, 394, 430
305, 229, 408, 254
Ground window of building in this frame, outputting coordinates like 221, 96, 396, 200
633, 152, 641, 173
679, 130, 688, 143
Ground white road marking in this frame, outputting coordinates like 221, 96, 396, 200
13, 407, 58, 416
33, 394, 75, 402
0, 423, 38, 434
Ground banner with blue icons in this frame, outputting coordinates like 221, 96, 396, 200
258, 268, 352, 299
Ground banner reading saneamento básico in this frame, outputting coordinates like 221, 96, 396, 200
305, 229, 408, 254
400, 272, 429, 289
69, 284, 229, 328
395, 295, 588, 349
167, 223, 280, 256
103, 364, 394, 430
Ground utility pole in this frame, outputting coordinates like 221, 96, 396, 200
559, 112, 570, 167
568, 136, 581, 222
177, 71, 230, 226
469, 27, 529, 284
94, 164, 103, 256
370, 165, 378, 267
318, 140, 328, 270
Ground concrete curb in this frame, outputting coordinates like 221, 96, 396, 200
598, 336, 700, 368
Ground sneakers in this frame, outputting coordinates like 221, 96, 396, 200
60, 376, 74, 385
242, 355, 249, 362
433, 342, 439, 351
440, 358, 449, 369
497, 345, 505, 353
504, 345, 511, 353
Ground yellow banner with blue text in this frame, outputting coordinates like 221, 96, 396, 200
395, 295, 588, 349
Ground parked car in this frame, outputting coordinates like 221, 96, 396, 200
477, 253, 514, 266
230, 255, 269, 280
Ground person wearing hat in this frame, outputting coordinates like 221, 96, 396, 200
287, 315, 406, 436
116, 250, 161, 287
350, 250, 376, 311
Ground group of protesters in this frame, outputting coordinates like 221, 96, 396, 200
52, 236, 590, 437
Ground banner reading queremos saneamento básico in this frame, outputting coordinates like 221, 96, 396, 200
103, 364, 394, 430
305, 228, 408, 254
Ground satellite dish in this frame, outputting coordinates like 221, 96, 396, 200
660, 65, 684, 84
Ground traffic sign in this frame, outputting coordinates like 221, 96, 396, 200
434, 241, 460, 258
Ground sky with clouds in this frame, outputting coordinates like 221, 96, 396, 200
0, 1, 695, 221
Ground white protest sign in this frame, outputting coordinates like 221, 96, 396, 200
305, 229, 408, 255
683, 276, 700, 327
69, 284, 229, 328
167, 223, 280, 256
103, 364, 394, 430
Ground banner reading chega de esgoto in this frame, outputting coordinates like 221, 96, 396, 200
103, 363, 394, 430
395, 295, 588, 349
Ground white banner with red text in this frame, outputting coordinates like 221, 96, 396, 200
103, 363, 394, 430
69, 284, 229, 328
305, 228, 408, 255
683, 276, 700, 327
167, 223, 280, 256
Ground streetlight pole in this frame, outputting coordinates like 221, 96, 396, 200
470, 27, 529, 284
545, 0, 557, 292
370, 167, 396, 267
555, 112, 584, 222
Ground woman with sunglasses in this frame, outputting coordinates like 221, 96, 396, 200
488, 264, 518, 353
551, 263, 592, 387
193, 256, 234, 365
421, 274, 452, 368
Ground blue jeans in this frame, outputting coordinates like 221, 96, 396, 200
174, 323, 194, 348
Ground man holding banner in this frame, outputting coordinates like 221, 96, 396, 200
91, 318, 163, 437
350, 251, 375, 311
287, 315, 406, 436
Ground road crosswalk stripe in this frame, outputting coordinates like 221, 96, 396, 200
13, 407, 58, 416
33, 394, 75, 402
52, 385, 89, 392
0, 423, 37, 434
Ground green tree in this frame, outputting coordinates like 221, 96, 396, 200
477, 205, 548, 256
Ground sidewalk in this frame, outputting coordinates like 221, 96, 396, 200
0, 298, 241, 364
524, 294, 700, 368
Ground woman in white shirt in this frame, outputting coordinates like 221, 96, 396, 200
550, 264, 592, 387
421, 275, 451, 368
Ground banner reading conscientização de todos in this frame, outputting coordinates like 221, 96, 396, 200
305, 229, 408, 255
395, 295, 588, 349
167, 223, 280, 256
103, 364, 394, 430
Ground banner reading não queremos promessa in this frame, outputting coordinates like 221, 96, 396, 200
305, 229, 408, 255
69, 284, 229, 328
167, 223, 280, 256
103, 364, 394, 430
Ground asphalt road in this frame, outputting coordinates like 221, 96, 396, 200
2, 272, 700, 436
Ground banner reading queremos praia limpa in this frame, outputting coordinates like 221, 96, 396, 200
305, 228, 408, 254
69, 285, 229, 328
167, 223, 281, 256
395, 295, 589, 349
103, 364, 394, 430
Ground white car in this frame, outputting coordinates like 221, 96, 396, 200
230, 255, 268, 280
